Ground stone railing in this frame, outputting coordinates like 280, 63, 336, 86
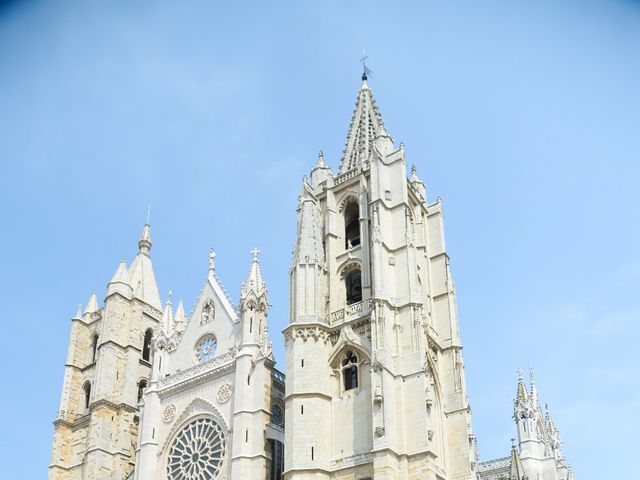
333, 166, 361, 186
330, 298, 373, 325
159, 350, 236, 389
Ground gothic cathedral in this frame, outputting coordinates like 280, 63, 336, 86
49, 75, 574, 480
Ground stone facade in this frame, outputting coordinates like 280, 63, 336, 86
50, 75, 574, 480
133, 249, 285, 480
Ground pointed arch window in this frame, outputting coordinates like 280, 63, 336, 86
137, 379, 147, 403
142, 329, 153, 362
345, 269, 362, 305
91, 334, 99, 363
344, 201, 360, 248
341, 350, 359, 391
83, 382, 91, 411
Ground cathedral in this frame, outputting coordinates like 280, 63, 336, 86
49, 73, 575, 480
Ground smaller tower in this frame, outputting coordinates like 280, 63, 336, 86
231, 248, 275, 477
512, 370, 574, 480
50, 223, 162, 480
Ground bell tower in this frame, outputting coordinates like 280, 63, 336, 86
49, 224, 162, 480
284, 75, 476, 479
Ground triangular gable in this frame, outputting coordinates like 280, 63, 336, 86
168, 273, 238, 372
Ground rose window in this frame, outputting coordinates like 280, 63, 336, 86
195, 335, 217, 363
167, 418, 226, 480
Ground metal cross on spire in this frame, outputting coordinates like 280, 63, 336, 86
360, 50, 372, 81
251, 247, 261, 261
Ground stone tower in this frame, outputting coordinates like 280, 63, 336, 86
49, 224, 162, 479
284, 74, 476, 479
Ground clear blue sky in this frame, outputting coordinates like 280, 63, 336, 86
0, 0, 638, 478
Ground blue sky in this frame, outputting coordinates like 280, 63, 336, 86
0, 0, 638, 478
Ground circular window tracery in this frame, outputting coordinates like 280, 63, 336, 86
195, 335, 217, 363
167, 417, 226, 480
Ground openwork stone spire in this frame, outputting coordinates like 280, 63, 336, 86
339, 79, 390, 173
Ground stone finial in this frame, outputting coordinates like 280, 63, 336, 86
209, 249, 216, 276
138, 224, 152, 256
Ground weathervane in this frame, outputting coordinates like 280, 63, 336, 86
360, 49, 372, 81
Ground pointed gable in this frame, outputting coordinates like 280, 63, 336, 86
168, 253, 238, 373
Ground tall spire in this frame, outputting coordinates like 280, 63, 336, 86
339, 77, 390, 173
129, 222, 162, 310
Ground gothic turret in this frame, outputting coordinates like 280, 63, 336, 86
511, 370, 575, 480
239, 248, 269, 348
310, 150, 332, 189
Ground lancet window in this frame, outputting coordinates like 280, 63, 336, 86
91, 334, 98, 363
83, 382, 91, 411
345, 269, 362, 305
137, 379, 147, 403
341, 350, 359, 391
344, 201, 360, 248
142, 329, 153, 362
